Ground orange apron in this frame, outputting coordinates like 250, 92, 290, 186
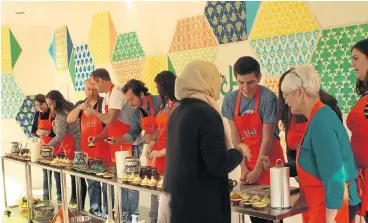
287, 116, 309, 223
233, 87, 285, 184
38, 110, 59, 152
140, 95, 157, 135
81, 103, 110, 165
141, 95, 157, 167
347, 94, 368, 217
151, 102, 175, 175
296, 101, 349, 223
287, 116, 307, 151
52, 134, 75, 160
105, 85, 132, 165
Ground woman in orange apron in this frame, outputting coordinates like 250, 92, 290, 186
279, 64, 360, 223
348, 38, 368, 222
31, 94, 60, 201
278, 69, 348, 221
145, 71, 178, 223
45, 90, 82, 205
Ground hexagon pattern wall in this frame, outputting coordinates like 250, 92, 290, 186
169, 15, 218, 53
73, 44, 95, 91
112, 58, 145, 86
1, 27, 22, 73
311, 24, 368, 113
112, 32, 145, 61
89, 11, 117, 64
49, 25, 73, 71
16, 95, 37, 138
204, 1, 248, 44
250, 2, 320, 39
251, 30, 321, 76
1, 73, 25, 119
140, 55, 169, 95
168, 46, 218, 76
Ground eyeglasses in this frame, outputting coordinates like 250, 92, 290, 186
289, 69, 303, 87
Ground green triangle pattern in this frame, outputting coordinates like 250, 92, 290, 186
49, 33, 56, 63
69, 48, 76, 90
168, 57, 176, 75
9, 29, 22, 68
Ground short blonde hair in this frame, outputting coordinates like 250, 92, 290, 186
281, 64, 320, 98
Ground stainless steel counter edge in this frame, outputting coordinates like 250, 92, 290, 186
27, 162, 63, 172
2, 156, 30, 165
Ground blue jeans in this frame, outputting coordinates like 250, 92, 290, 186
53, 172, 62, 202
42, 169, 53, 200
102, 143, 143, 222
71, 176, 87, 209
87, 179, 102, 215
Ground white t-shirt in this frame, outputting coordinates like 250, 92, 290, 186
102, 86, 133, 125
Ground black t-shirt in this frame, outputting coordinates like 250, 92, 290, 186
31, 109, 56, 137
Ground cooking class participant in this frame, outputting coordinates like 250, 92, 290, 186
31, 94, 58, 202
221, 56, 285, 223
277, 64, 360, 223
85, 68, 139, 222
277, 69, 352, 222
45, 90, 86, 207
144, 71, 178, 223
348, 38, 368, 222
107, 78, 160, 222
157, 60, 250, 223
67, 79, 108, 217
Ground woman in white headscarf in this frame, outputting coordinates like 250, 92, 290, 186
158, 60, 250, 223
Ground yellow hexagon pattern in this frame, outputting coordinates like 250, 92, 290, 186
140, 55, 168, 95
89, 11, 117, 64
55, 26, 68, 71
168, 46, 218, 76
112, 58, 145, 86
250, 2, 320, 39
1, 27, 12, 73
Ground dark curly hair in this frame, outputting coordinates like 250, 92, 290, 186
122, 79, 149, 96
352, 38, 368, 96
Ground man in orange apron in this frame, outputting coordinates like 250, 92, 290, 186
86, 68, 139, 221
31, 94, 59, 201
222, 57, 284, 223
67, 79, 109, 217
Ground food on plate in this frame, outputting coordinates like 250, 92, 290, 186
133, 176, 142, 185
148, 177, 158, 189
252, 201, 268, 209
157, 177, 164, 190
128, 174, 136, 183
230, 192, 242, 200
103, 173, 113, 178
141, 176, 149, 187
122, 173, 129, 182
242, 193, 250, 201
261, 196, 270, 205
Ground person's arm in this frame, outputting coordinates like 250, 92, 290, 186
284, 161, 297, 177
85, 108, 120, 125
67, 100, 84, 124
311, 119, 345, 212
47, 114, 68, 147
200, 110, 243, 178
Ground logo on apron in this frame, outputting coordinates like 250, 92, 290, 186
243, 128, 257, 137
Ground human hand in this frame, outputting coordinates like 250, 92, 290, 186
78, 102, 88, 111
149, 150, 165, 160
83, 108, 93, 117
240, 168, 250, 184
88, 136, 96, 143
245, 169, 262, 184
236, 143, 251, 161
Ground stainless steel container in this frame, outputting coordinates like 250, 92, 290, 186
270, 159, 291, 209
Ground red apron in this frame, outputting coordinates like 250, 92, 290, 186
233, 87, 285, 184
287, 116, 309, 223
105, 85, 132, 165
347, 94, 368, 216
152, 102, 175, 175
287, 116, 307, 151
141, 95, 157, 135
38, 110, 59, 150
81, 104, 110, 165
296, 101, 349, 223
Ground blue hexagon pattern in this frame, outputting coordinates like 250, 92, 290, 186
1, 73, 25, 119
15, 95, 37, 138
73, 44, 95, 91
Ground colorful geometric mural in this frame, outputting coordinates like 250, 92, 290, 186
1, 27, 22, 73
15, 95, 37, 138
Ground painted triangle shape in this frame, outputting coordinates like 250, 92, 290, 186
66, 26, 74, 67
168, 56, 176, 75
9, 29, 22, 68
69, 48, 77, 90
49, 33, 56, 63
